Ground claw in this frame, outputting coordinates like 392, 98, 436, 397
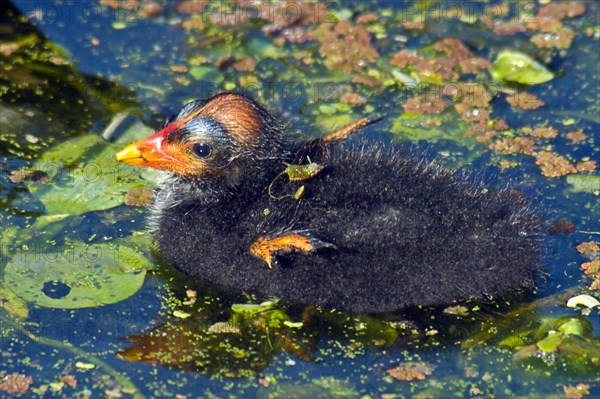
250, 232, 335, 268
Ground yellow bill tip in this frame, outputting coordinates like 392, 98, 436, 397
116, 143, 143, 164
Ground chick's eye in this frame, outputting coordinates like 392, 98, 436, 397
190, 142, 212, 159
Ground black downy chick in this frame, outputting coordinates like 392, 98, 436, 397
116, 92, 540, 313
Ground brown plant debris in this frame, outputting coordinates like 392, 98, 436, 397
182, 17, 205, 30
538, 2, 586, 21
547, 219, 576, 235
262, 1, 329, 32
139, 1, 164, 18
351, 75, 379, 87
390, 50, 421, 68
9, 169, 51, 184
498, 160, 519, 169
475, 131, 498, 143
535, 151, 577, 177
433, 38, 473, 61
492, 21, 527, 35
402, 20, 425, 30
527, 18, 563, 33
446, 83, 492, 108
356, 13, 378, 24
531, 28, 575, 49
0, 373, 33, 395
311, 20, 378, 73
208, 322, 241, 334
455, 104, 490, 124
170, 65, 189, 73
529, 127, 558, 139
576, 161, 597, 173
403, 94, 448, 115
527, 2, 584, 33
582, 261, 600, 276
60, 375, 77, 388
233, 57, 257, 71
387, 362, 435, 381
458, 57, 492, 74
563, 383, 591, 399
125, 188, 155, 206
576, 242, 600, 255
391, 50, 458, 80
492, 119, 509, 131
567, 130, 587, 142
414, 57, 458, 80
340, 92, 367, 105
489, 137, 537, 155
506, 92, 545, 110
275, 27, 313, 43
100, 0, 138, 10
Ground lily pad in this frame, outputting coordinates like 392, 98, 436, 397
26, 121, 161, 218
490, 50, 554, 85
0, 283, 29, 319
3, 242, 149, 308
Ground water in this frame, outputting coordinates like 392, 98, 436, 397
1, 1, 599, 398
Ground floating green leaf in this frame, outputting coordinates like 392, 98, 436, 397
284, 161, 325, 181
536, 332, 564, 353
566, 174, 600, 193
231, 299, 279, 315
188, 66, 223, 82
490, 50, 554, 85
3, 242, 149, 308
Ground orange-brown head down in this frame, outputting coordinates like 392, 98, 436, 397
116, 92, 288, 178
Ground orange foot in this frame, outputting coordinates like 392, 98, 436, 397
250, 231, 335, 268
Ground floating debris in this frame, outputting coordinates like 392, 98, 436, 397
566, 294, 600, 309
529, 127, 558, 139
443, 305, 469, 316
0, 374, 33, 395
581, 261, 600, 276
490, 50, 554, 85
173, 310, 191, 319
547, 219, 576, 235
208, 322, 241, 334
9, 169, 51, 184
75, 362, 95, 370
563, 384, 590, 399
576, 242, 600, 255
531, 28, 575, 49
535, 151, 577, 178
403, 94, 448, 115
506, 92, 545, 110
125, 188, 155, 207
340, 92, 367, 105
489, 137, 537, 155
387, 362, 435, 381
311, 20, 378, 73
284, 161, 324, 181
567, 130, 587, 142
576, 161, 596, 173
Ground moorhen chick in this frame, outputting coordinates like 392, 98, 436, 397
116, 92, 540, 313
